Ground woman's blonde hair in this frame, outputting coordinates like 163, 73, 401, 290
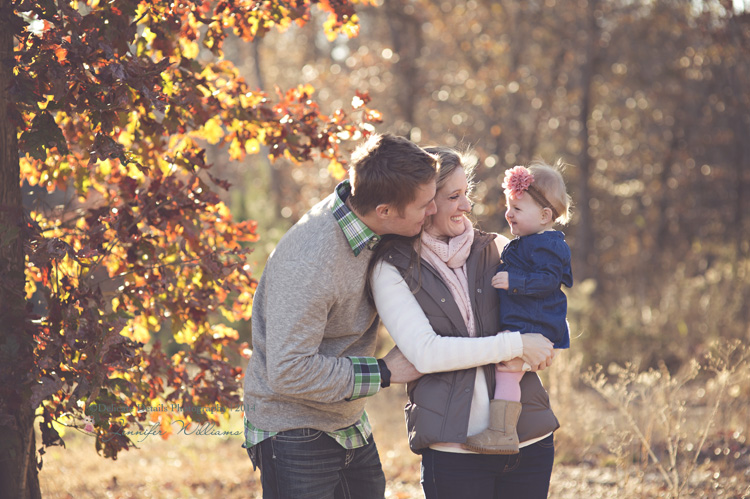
424, 146, 477, 193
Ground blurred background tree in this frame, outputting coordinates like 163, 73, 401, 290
225, 0, 749, 368
3, 0, 749, 497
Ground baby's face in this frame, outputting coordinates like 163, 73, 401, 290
504, 193, 547, 237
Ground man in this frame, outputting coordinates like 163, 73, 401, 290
243, 134, 438, 498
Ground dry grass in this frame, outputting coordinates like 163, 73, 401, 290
38, 389, 422, 499
39, 346, 750, 498
38, 412, 259, 499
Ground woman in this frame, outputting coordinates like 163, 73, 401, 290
368, 147, 559, 498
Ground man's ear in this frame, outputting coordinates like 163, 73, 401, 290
375, 204, 391, 219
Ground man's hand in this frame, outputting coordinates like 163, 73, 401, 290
497, 350, 557, 373
381, 346, 423, 384
520, 333, 555, 370
491, 271, 509, 290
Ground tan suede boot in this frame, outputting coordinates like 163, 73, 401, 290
462, 399, 522, 454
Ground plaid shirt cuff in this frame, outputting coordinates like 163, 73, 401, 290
347, 356, 381, 400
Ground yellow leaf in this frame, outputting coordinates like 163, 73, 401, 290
341, 15, 360, 38
323, 13, 338, 42
179, 38, 199, 60
245, 138, 260, 154
126, 162, 146, 181
327, 158, 347, 180
191, 268, 203, 285
25, 272, 38, 300
200, 116, 224, 145
210, 324, 239, 340
240, 91, 264, 108
123, 318, 151, 343
38, 94, 54, 110
228, 138, 245, 161
175, 321, 198, 345
98, 158, 113, 176
52, 414, 73, 438
162, 73, 176, 97
142, 27, 157, 46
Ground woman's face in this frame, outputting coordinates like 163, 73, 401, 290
425, 167, 472, 239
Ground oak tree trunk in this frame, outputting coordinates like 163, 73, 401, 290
0, 1, 41, 497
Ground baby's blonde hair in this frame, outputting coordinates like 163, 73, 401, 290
527, 159, 572, 225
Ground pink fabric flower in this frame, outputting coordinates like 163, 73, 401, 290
502, 166, 534, 200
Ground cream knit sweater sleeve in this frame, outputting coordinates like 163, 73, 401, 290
372, 260, 524, 374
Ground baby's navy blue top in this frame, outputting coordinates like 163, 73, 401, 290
497, 230, 573, 349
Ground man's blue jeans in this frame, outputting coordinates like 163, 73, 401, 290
247, 429, 386, 499
420, 434, 555, 498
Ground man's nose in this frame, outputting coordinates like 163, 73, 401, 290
426, 200, 437, 216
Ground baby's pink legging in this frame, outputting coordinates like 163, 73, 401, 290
494, 371, 524, 401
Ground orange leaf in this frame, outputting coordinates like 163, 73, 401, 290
54, 45, 68, 64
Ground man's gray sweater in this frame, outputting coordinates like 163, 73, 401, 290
243, 193, 379, 432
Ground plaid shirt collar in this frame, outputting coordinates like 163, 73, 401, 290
332, 180, 381, 256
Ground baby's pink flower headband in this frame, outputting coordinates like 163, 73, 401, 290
502, 166, 534, 200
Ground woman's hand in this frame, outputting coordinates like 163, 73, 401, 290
495, 357, 526, 372
491, 271, 509, 290
519, 333, 555, 370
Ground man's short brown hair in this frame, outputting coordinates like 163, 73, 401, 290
348, 134, 438, 216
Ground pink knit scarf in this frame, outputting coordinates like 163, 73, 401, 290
420, 217, 476, 336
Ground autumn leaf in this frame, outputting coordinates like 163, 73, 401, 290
327, 158, 347, 180
199, 116, 225, 145
4, 0, 380, 471
18, 111, 69, 160
52, 44, 67, 63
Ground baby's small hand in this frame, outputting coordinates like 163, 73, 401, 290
491, 271, 509, 289
496, 358, 526, 372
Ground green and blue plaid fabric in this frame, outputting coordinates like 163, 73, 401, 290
244, 410, 373, 449
332, 180, 381, 256
347, 356, 381, 401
